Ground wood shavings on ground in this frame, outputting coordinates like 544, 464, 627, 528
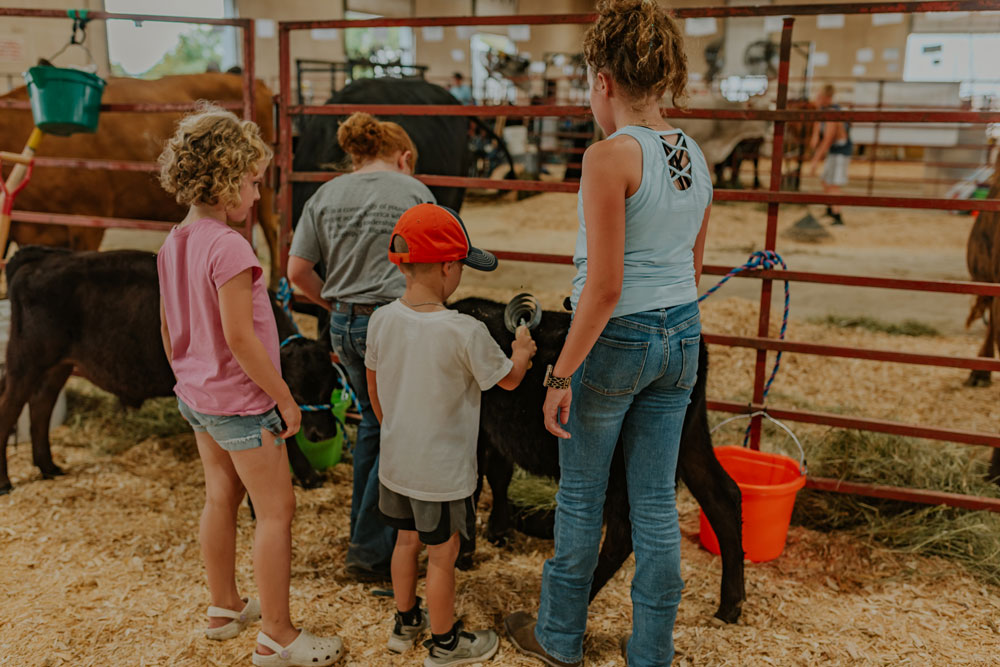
3, 416, 1000, 666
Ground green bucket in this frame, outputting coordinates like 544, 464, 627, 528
293, 389, 353, 471
24, 66, 106, 136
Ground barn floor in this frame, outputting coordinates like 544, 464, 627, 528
2, 414, 999, 667
3, 297, 999, 666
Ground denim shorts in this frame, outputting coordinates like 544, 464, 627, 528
176, 397, 284, 452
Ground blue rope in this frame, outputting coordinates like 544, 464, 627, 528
698, 250, 790, 446
276, 277, 301, 337
280, 333, 305, 348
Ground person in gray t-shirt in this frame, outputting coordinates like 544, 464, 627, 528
288, 112, 434, 581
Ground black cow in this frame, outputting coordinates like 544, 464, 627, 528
293, 78, 465, 224
292, 78, 514, 226
453, 298, 746, 624
0, 246, 340, 494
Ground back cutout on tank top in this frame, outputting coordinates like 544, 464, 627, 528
639, 126, 693, 192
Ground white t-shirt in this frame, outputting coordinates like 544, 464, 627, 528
365, 300, 513, 501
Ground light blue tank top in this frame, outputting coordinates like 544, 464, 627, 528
570, 126, 713, 317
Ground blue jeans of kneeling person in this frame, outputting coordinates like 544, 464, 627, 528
330, 310, 395, 574
534, 301, 701, 667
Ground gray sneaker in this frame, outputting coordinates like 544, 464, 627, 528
387, 604, 429, 653
423, 622, 499, 666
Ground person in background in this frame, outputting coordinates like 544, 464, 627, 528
449, 72, 473, 105
287, 113, 434, 583
808, 83, 852, 226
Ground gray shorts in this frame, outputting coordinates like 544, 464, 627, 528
378, 483, 475, 546
177, 397, 284, 452
822, 153, 850, 186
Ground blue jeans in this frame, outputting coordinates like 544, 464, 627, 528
535, 301, 701, 666
330, 310, 395, 572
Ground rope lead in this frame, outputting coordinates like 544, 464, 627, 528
698, 250, 790, 446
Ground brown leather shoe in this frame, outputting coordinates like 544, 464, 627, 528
504, 611, 582, 667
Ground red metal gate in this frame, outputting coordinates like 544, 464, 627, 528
271, 2, 1000, 514
0, 8, 258, 239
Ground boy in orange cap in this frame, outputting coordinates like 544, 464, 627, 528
365, 203, 536, 665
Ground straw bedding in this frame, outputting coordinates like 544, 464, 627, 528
3, 294, 1000, 665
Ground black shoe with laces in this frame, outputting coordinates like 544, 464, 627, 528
387, 597, 428, 653
422, 620, 499, 666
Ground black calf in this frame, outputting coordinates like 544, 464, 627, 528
452, 297, 746, 624
0, 246, 337, 493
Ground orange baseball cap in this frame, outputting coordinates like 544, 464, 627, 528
388, 203, 498, 271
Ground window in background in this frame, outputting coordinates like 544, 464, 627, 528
105, 0, 238, 78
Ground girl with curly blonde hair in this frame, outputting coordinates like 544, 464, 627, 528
157, 104, 343, 667
505, 2, 713, 665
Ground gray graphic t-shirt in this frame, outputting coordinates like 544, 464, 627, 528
290, 171, 435, 304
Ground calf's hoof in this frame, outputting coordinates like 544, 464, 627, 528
964, 371, 992, 387
455, 552, 475, 571
487, 531, 510, 548
0, 481, 11, 495
295, 471, 325, 489
714, 598, 744, 624
39, 464, 65, 479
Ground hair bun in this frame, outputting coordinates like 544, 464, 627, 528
337, 112, 385, 163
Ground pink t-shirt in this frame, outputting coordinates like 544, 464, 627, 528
157, 218, 280, 415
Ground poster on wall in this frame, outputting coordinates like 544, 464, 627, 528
0, 35, 24, 63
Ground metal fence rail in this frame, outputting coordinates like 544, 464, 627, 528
0, 8, 258, 239
301, 2, 1000, 513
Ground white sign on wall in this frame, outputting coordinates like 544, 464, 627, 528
856, 48, 874, 63
255, 19, 275, 39
764, 16, 786, 32
508, 25, 530, 42
872, 13, 903, 26
422, 26, 444, 42
684, 18, 717, 37
817, 14, 845, 29
812, 51, 830, 67
310, 29, 339, 41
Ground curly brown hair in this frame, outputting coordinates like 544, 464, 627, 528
337, 112, 418, 171
157, 103, 272, 209
583, 0, 689, 108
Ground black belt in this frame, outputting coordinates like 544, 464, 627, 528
333, 301, 385, 316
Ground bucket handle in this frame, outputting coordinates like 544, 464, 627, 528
44, 10, 97, 70
331, 361, 352, 404
710, 411, 807, 476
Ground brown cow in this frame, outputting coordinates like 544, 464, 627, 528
0, 73, 279, 281
964, 150, 1000, 483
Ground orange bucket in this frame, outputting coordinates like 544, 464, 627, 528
699, 445, 806, 563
